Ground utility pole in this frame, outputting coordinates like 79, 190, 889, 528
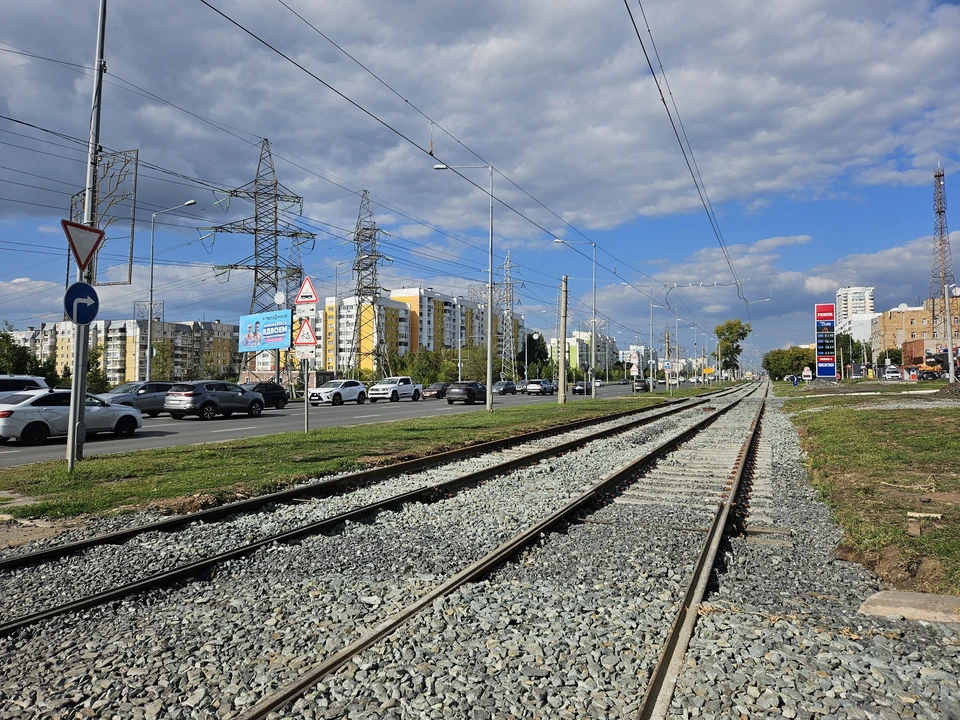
558, 276, 568, 404
930, 165, 956, 351
350, 190, 389, 379
499, 252, 519, 381
67, 0, 107, 471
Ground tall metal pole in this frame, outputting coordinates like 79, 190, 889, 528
591, 242, 597, 396
303, 358, 309, 432
486, 165, 494, 412
558, 276, 568, 404
67, 0, 107, 471
457, 303, 462, 382
649, 293, 655, 390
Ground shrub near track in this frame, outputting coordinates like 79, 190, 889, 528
0, 396, 679, 519
785, 393, 960, 596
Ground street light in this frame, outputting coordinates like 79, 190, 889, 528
555, 238, 596, 395
434, 163, 494, 411
147, 199, 196, 381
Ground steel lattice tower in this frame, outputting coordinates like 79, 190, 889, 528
350, 190, 390, 377
497, 252, 519, 381
929, 165, 955, 343
201, 139, 315, 314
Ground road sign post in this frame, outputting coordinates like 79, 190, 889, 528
294, 316, 318, 434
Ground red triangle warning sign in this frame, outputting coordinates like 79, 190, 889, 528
295, 276, 319, 304
294, 317, 318, 345
61, 219, 105, 271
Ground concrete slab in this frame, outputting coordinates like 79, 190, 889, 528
859, 590, 960, 625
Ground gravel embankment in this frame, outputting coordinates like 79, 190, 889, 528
0, 396, 736, 718
668, 396, 960, 719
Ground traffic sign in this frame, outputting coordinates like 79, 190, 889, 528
801, 367, 812, 381
295, 277, 319, 304
61, 219, 105, 271
295, 345, 317, 361
294, 317, 318, 345
63, 282, 100, 325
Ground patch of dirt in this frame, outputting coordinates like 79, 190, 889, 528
835, 544, 945, 593
0, 517, 85, 550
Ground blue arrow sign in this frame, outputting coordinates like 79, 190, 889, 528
63, 282, 100, 325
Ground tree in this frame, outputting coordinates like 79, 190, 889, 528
517, 333, 549, 379
0, 324, 33, 374
460, 344, 488, 382
877, 348, 902, 367
715, 319, 752, 376
86, 344, 110, 394
152, 340, 173, 382
762, 346, 815, 379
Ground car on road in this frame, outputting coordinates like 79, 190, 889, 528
572, 381, 592, 395
309, 379, 367, 406
883, 367, 903, 381
525, 379, 555, 396
422, 382, 452, 399
446, 381, 487, 405
240, 381, 288, 409
97, 381, 174, 417
918, 370, 941, 381
633, 379, 650, 392
516, 379, 530, 394
164, 381, 265, 420
594, 379, 604, 388
368, 376, 422, 402
492, 380, 517, 395
0, 374, 48, 403
618, 378, 629, 385
0, 389, 141, 445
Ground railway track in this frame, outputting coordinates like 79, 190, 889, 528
0, 390, 734, 637
0, 384, 763, 718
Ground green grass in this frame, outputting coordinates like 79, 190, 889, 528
789, 400, 960, 595
772, 379, 945, 398
0, 395, 675, 519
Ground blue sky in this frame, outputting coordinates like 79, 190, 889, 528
2, 0, 959, 370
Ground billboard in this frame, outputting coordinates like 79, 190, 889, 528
238, 310, 292, 353
814, 303, 836, 379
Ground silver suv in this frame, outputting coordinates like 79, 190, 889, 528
98, 381, 174, 417
0, 374, 48, 403
164, 380, 264, 420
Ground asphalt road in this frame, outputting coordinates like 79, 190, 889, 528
0, 382, 684, 468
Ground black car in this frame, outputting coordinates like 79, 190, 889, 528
918, 370, 941, 381
572, 381, 592, 395
618, 378, 629, 385
633, 379, 650, 392
240, 381, 288, 409
422, 382, 452, 399
446, 381, 487, 405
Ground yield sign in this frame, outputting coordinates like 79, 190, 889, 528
294, 317, 318, 346
295, 276, 319, 304
61, 219, 105, 271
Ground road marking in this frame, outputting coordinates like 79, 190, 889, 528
360, 414, 381, 418
146, 423, 180, 429
210, 426, 257, 433
0, 449, 21, 454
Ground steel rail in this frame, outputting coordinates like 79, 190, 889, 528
637, 386, 767, 719
0, 394, 719, 571
0, 392, 731, 638
235, 385, 759, 720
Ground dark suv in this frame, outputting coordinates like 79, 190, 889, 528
240, 381, 288, 409
164, 381, 265, 420
0, 375, 48, 403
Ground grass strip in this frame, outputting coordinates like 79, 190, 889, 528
785, 396, 960, 595
0, 396, 672, 519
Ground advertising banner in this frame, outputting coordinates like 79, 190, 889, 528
238, 310, 292, 353
814, 303, 836, 379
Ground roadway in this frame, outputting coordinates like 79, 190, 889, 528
0, 382, 684, 468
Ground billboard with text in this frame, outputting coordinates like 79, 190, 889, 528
238, 310, 292, 353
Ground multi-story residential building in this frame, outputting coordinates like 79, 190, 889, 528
319, 295, 411, 375
871, 296, 960, 362
836, 286, 875, 319
12, 319, 240, 385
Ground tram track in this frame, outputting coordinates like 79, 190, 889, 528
0, 391, 735, 638
0, 384, 763, 718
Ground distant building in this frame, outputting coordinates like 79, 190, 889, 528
836, 286, 875, 319
871, 296, 960, 363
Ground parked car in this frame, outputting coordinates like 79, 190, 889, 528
446, 381, 487, 405
525, 379, 555, 396
572, 381, 592, 395
0, 389, 141, 445
240, 381, 288, 409
633, 379, 650, 392
883, 367, 903, 381
492, 380, 517, 395
0, 374, 48, 404
422, 382, 452, 399
309, 379, 367, 406
918, 370, 941, 381
164, 381, 264, 420
98, 381, 173, 417
516, 379, 530, 394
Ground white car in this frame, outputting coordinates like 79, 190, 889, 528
0, 389, 142, 445
884, 367, 902, 380
309, 379, 367, 406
